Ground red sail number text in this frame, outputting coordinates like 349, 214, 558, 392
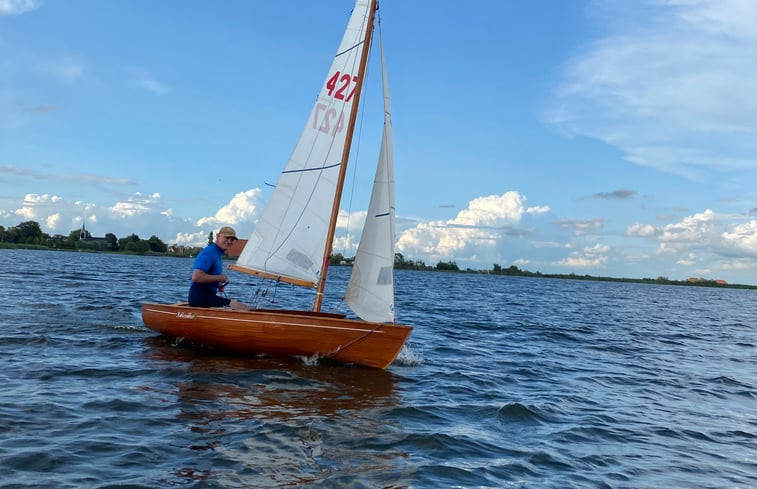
326, 71, 358, 102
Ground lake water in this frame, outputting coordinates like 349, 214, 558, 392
1, 249, 755, 488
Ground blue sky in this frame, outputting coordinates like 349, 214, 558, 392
2, 0, 757, 284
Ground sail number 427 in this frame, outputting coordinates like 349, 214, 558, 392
326, 71, 358, 102
313, 71, 358, 136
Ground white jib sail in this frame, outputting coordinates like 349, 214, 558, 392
236, 0, 373, 286
345, 22, 396, 323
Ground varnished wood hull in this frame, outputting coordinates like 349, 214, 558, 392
141, 303, 412, 369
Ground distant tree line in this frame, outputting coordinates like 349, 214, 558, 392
486, 263, 757, 289
329, 252, 463, 272
0, 220, 202, 256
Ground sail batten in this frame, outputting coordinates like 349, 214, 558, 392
282, 162, 341, 174
336, 39, 366, 58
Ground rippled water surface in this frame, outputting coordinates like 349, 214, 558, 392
1, 249, 755, 488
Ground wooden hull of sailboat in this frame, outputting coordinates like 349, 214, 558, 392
141, 303, 412, 369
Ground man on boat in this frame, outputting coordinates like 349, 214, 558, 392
188, 226, 248, 310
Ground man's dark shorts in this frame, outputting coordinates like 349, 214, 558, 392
188, 284, 231, 308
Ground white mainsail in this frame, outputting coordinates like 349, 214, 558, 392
344, 23, 396, 323
235, 1, 373, 287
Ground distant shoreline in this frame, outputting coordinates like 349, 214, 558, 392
3, 243, 756, 290
477, 270, 757, 290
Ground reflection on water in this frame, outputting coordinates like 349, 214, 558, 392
142, 336, 413, 487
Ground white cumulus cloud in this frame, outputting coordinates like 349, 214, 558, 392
173, 230, 208, 248
554, 243, 610, 268
111, 193, 162, 218
45, 213, 61, 229
721, 220, 757, 256
659, 209, 715, 243
453, 192, 527, 226
396, 191, 543, 264
627, 222, 658, 237
13, 193, 63, 220
196, 189, 261, 229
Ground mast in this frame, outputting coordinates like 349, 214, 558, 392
313, 0, 377, 312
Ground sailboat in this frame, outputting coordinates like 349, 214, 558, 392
141, 0, 412, 369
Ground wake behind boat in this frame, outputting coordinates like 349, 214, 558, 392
142, 0, 412, 369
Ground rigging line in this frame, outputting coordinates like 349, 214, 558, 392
341, 34, 373, 260
246, 286, 258, 307
327, 297, 345, 314
324, 322, 387, 359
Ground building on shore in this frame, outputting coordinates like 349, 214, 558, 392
79, 223, 107, 243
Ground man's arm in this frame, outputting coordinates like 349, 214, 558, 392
191, 268, 228, 284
